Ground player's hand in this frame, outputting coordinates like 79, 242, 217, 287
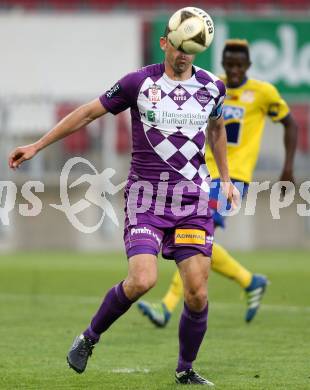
8, 143, 38, 169
220, 181, 241, 210
279, 169, 295, 197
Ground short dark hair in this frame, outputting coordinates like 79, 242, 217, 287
222, 39, 250, 62
163, 25, 170, 38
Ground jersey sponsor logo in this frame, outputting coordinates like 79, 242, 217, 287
146, 110, 159, 122
241, 90, 255, 103
223, 105, 244, 121
175, 229, 206, 245
206, 235, 214, 244
146, 110, 161, 123
147, 110, 155, 122
130, 226, 161, 245
148, 84, 161, 103
143, 109, 209, 128
106, 83, 121, 99
223, 105, 244, 145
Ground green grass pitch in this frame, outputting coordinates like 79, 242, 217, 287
0, 250, 309, 389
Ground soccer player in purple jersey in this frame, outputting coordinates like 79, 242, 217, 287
137, 40, 298, 327
9, 29, 240, 386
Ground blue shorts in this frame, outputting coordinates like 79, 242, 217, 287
209, 179, 249, 228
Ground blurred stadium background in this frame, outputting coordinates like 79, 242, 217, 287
0, 0, 309, 252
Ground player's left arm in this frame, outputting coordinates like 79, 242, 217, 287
264, 82, 298, 183
208, 116, 229, 182
279, 113, 298, 182
208, 116, 240, 209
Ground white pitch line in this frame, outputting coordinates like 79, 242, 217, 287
110, 368, 150, 374
0, 292, 309, 313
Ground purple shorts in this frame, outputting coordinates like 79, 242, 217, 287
123, 178, 214, 262
123, 175, 215, 262
124, 220, 214, 262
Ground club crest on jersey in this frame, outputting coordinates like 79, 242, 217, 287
195, 88, 211, 105
148, 84, 161, 103
241, 90, 255, 103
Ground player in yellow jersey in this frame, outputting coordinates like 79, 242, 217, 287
137, 39, 298, 325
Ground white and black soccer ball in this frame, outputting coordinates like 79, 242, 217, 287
167, 7, 214, 55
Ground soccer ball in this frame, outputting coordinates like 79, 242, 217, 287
167, 7, 214, 55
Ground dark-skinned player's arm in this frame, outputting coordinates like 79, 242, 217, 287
279, 113, 298, 183
9, 98, 107, 169
208, 116, 240, 209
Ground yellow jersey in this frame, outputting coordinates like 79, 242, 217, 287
206, 77, 289, 183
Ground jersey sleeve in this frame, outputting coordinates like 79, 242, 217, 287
263, 82, 290, 122
210, 79, 226, 120
99, 71, 142, 115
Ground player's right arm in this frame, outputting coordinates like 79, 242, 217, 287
9, 98, 107, 169
207, 116, 230, 182
263, 82, 298, 183
208, 116, 240, 209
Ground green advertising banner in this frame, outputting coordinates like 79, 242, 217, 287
150, 16, 310, 100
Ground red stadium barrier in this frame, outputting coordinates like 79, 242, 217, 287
1, 0, 309, 10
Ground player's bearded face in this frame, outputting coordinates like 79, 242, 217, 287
222, 51, 250, 88
165, 39, 194, 74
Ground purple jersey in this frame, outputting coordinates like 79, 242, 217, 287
100, 63, 225, 193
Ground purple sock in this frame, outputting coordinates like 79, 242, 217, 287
177, 302, 209, 373
84, 281, 133, 344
